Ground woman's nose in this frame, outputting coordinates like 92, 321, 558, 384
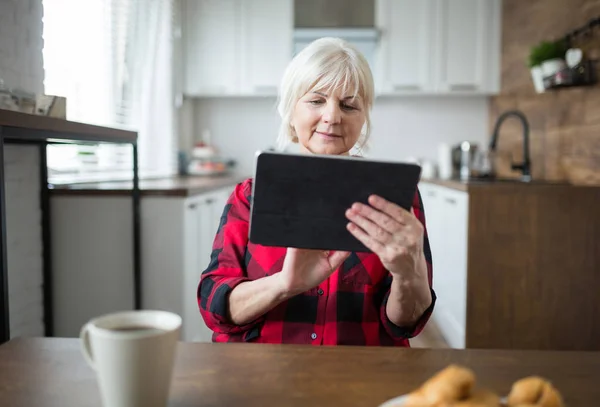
322, 103, 341, 124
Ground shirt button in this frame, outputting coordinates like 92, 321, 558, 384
317, 289, 324, 295
311, 333, 317, 340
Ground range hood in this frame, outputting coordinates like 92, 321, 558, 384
293, 28, 380, 67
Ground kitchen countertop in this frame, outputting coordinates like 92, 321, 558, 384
49, 173, 249, 197
50, 174, 593, 197
419, 177, 578, 192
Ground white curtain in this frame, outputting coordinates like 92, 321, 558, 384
43, 0, 176, 180
128, 0, 176, 177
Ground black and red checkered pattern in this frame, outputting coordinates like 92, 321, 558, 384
198, 178, 435, 346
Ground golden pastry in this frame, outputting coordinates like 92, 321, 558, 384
403, 391, 436, 407
507, 376, 546, 405
404, 365, 476, 406
507, 376, 564, 407
537, 382, 564, 407
421, 365, 476, 404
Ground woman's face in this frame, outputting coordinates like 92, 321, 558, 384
291, 86, 366, 156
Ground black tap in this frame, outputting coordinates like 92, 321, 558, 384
489, 110, 532, 182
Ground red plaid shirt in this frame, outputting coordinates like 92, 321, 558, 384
198, 178, 435, 346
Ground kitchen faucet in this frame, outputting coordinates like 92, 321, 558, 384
489, 110, 532, 182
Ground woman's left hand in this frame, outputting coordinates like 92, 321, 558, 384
345, 195, 427, 281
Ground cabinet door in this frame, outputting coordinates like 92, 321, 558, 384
420, 184, 452, 344
376, 0, 436, 94
435, 0, 500, 93
240, 0, 293, 95
438, 188, 469, 348
209, 187, 234, 235
419, 184, 443, 273
183, 0, 239, 95
183, 198, 216, 343
420, 184, 469, 348
182, 187, 235, 343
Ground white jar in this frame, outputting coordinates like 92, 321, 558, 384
437, 143, 453, 180
541, 58, 567, 77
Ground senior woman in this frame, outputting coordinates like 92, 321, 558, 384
198, 37, 435, 346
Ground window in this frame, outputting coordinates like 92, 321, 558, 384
43, 0, 176, 184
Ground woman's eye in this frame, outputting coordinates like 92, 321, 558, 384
309, 99, 324, 105
341, 103, 357, 110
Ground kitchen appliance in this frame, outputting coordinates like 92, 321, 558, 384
293, 28, 379, 69
452, 141, 480, 180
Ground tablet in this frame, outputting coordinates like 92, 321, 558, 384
248, 151, 422, 252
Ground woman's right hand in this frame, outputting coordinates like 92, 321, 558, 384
277, 248, 351, 297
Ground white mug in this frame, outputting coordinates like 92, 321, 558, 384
80, 310, 182, 407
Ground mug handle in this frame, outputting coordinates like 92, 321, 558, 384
79, 323, 96, 370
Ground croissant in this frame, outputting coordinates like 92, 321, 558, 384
404, 365, 476, 406
507, 376, 564, 407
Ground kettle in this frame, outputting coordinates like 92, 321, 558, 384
451, 141, 495, 180
451, 141, 479, 180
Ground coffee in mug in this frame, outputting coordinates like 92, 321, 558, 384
80, 310, 182, 407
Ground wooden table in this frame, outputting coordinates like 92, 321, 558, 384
1, 338, 599, 406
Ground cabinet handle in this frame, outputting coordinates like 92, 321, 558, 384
448, 84, 479, 92
188, 203, 197, 209
205, 198, 215, 204
427, 191, 437, 198
394, 84, 421, 92
444, 197, 457, 205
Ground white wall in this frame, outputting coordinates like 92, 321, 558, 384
191, 96, 489, 177
0, 0, 46, 338
368, 97, 489, 162
192, 97, 281, 176
0, 0, 45, 95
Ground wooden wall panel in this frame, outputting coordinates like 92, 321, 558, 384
489, 0, 600, 184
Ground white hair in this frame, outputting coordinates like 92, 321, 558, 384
276, 37, 375, 153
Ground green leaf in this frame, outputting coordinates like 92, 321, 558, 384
528, 39, 568, 68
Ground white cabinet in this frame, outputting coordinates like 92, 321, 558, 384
240, 0, 293, 95
182, 0, 293, 97
375, 0, 436, 94
183, 0, 239, 95
434, 0, 501, 93
375, 0, 501, 95
181, 0, 499, 97
182, 188, 232, 342
50, 185, 236, 340
419, 182, 468, 348
143, 186, 235, 343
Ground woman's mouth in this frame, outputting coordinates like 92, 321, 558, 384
315, 131, 342, 140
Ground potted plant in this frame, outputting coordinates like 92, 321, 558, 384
528, 40, 568, 92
